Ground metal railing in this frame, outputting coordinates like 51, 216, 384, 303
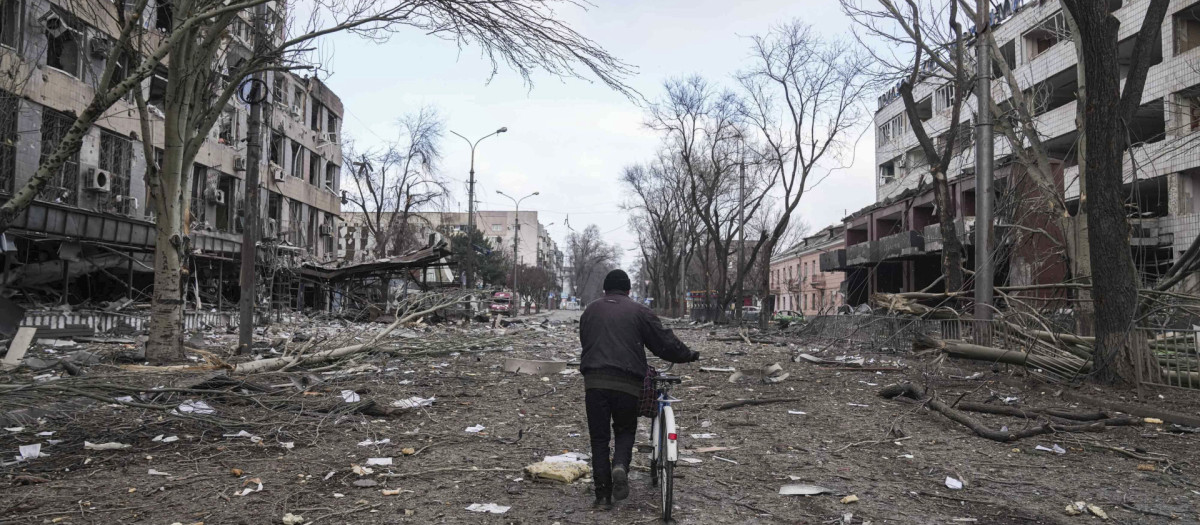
1138, 328, 1200, 390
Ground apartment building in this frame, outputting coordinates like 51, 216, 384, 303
824, 0, 1200, 304
340, 210, 564, 279
770, 225, 846, 316
0, 0, 343, 308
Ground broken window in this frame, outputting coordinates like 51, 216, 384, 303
156, 0, 173, 32
148, 65, 169, 109
877, 113, 906, 146
99, 130, 132, 197
45, 9, 83, 77
323, 212, 335, 255
290, 141, 303, 178
39, 108, 80, 205
307, 207, 318, 250
0, 90, 16, 193
288, 199, 303, 243
915, 96, 933, 122
216, 175, 234, 232
310, 101, 322, 132
878, 159, 896, 185
269, 132, 283, 166
324, 163, 338, 191
309, 151, 321, 186
994, 39, 1016, 77
218, 107, 236, 145
1023, 11, 1070, 61
934, 84, 955, 112
326, 113, 339, 142
1183, 91, 1200, 132
0, 0, 21, 49
292, 85, 305, 121
272, 75, 284, 105
268, 192, 281, 223
1175, 3, 1200, 55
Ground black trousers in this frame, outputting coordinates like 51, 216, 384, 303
585, 388, 639, 496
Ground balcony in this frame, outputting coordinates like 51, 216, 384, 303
845, 241, 879, 267
810, 273, 827, 288
878, 230, 924, 260
787, 278, 803, 292
922, 218, 974, 252
1129, 217, 1172, 248
820, 249, 847, 271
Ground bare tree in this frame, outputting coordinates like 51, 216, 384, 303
739, 20, 874, 327
344, 107, 446, 258
621, 155, 699, 317
1059, 0, 1170, 384
567, 224, 620, 305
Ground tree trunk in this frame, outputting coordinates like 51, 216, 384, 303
931, 168, 963, 293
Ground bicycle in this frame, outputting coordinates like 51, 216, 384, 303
648, 362, 683, 522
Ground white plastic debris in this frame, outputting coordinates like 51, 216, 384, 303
391, 396, 435, 409
4, 426, 23, 432
17, 444, 42, 460
679, 457, 702, 464
152, 434, 180, 443
340, 390, 361, 403
236, 478, 263, 496
788, 410, 807, 415
780, 484, 832, 496
365, 457, 392, 466
465, 503, 510, 514
36, 431, 54, 437
945, 477, 964, 490
280, 442, 295, 450
543, 452, 589, 464
148, 468, 171, 476
465, 424, 486, 433
690, 433, 716, 439
1035, 444, 1066, 455
84, 441, 131, 451
357, 438, 391, 447
176, 400, 214, 415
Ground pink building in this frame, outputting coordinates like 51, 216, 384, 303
769, 225, 846, 316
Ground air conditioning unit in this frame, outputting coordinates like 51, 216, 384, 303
89, 36, 111, 59
85, 168, 112, 193
270, 163, 285, 182
290, 105, 301, 118
115, 195, 139, 216
318, 224, 332, 237
213, 190, 226, 205
319, 132, 339, 144
39, 13, 69, 38
233, 155, 246, 172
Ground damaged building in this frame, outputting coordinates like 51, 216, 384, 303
823, 0, 1200, 310
0, 0, 345, 324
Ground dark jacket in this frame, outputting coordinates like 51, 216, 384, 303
579, 292, 696, 394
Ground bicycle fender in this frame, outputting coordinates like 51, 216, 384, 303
662, 405, 678, 462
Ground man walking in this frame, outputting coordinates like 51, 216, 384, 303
579, 269, 699, 509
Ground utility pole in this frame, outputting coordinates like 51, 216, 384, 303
974, 0, 995, 333
450, 128, 507, 291
238, 3, 269, 353
736, 139, 746, 325
496, 190, 539, 303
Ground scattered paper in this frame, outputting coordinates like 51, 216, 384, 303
466, 503, 510, 514
152, 435, 180, 443
341, 390, 361, 403
780, 484, 832, 496
465, 424, 486, 433
543, 452, 588, 464
945, 477, 963, 490
84, 441, 131, 451
391, 396, 434, 409
365, 457, 392, 466
236, 477, 263, 496
177, 400, 214, 415
114, 396, 134, 403
352, 465, 374, 476
679, 457, 702, 464
690, 433, 716, 439
358, 438, 391, 446
280, 442, 295, 450
1035, 444, 1066, 455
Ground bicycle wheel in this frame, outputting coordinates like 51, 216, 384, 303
659, 415, 674, 522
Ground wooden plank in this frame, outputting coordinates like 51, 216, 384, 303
2, 327, 38, 368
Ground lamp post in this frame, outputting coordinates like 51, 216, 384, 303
449, 127, 507, 289
496, 190, 539, 305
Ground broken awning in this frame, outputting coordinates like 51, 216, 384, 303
299, 242, 452, 281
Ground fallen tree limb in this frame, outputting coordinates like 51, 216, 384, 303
716, 397, 804, 411
1059, 390, 1200, 428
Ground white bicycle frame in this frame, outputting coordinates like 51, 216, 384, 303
650, 392, 678, 463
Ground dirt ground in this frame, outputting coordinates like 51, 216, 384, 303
2, 311, 1199, 524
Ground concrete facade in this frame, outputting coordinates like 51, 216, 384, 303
0, 0, 344, 307
826, 0, 1200, 304
770, 225, 846, 316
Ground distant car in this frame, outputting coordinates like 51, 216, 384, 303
742, 306, 761, 322
490, 291, 519, 316
773, 310, 804, 327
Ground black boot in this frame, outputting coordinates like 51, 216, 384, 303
593, 484, 613, 510
612, 466, 629, 501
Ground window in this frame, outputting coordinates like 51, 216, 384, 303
39, 108, 80, 205
0, 91, 15, 192
99, 131, 132, 197
323, 212, 335, 255
288, 199, 303, 243
272, 76, 284, 105
879, 159, 896, 185
290, 141, 303, 178
45, 9, 83, 77
491, 224, 503, 232
310, 101, 322, 131
309, 151, 321, 186
0, 0, 21, 49
325, 163, 338, 191
148, 65, 169, 108
1175, 4, 1200, 55
803, 293, 807, 310
327, 113, 339, 141
218, 107, 237, 145
877, 113, 907, 145
155, 0, 173, 32
216, 175, 234, 232
269, 132, 283, 165
1183, 92, 1200, 131
292, 85, 305, 121
997, 40, 1017, 73
1023, 11, 1070, 61
934, 84, 955, 112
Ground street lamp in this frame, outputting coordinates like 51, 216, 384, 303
449, 127, 507, 289
496, 190, 539, 306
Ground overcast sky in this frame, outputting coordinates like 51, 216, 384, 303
322, 0, 878, 266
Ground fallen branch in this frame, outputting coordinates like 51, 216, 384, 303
376, 467, 518, 479
716, 397, 803, 411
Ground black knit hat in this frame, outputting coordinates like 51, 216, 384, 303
603, 269, 631, 292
